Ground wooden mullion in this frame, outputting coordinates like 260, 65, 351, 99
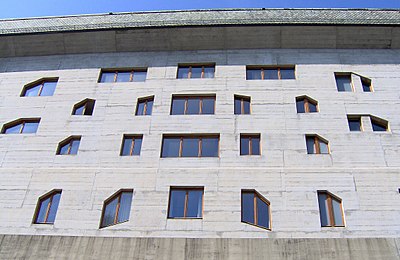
327, 195, 335, 226
179, 137, 183, 157
278, 68, 281, 80
38, 82, 45, 96
44, 195, 53, 223
314, 137, 320, 154
201, 66, 205, 78
253, 194, 257, 225
188, 66, 192, 79
183, 191, 188, 217
130, 70, 134, 82
261, 68, 264, 80
114, 195, 121, 224
304, 99, 310, 113
198, 138, 202, 157
19, 122, 25, 133
184, 99, 188, 115
249, 137, 253, 155
114, 71, 118, 82
129, 137, 135, 156
143, 100, 148, 115
241, 99, 244, 114
67, 140, 72, 155
199, 98, 203, 114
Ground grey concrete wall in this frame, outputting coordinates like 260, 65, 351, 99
0, 49, 399, 239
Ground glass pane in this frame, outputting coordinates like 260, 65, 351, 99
186, 99, 200, 114
146, 100, 153, 115
171, 99, 185, 115
24, 85, 40, 96
40, 82, 57, 96
187, 190, 203, 218
242, 192, 254, 224
22, 122, 39, 133
5, 124, 22, 134
84, 101, 95, 115
201, 137, 219, 157
121, 138, 133, 156
309, 102, 318, 113
70, 140, 80, 155
306, 137, 315, 154
318, 193, 330, 226
46, 193, 61, 223
203, 67, 214, 78
246, 69, 261, 80
117, 192, 133, 223
59, 143, 69, 155
181, 138, 199, 157
169, 190, 186, 218
132, 137, 142, 156
251, 137, 260, 155
296, 100, 305, 113
74, 105, 85, 115
243, 99, 250, 114
36, 197, 50, 223
102, 197, 118, 227
133, 71, 147, 82
116, 72, 131, 82
332, 198, 344, 226
201, 98, 215, 114
100, 72, 115, 83
372, 121, 387, 132
136, 102, 145, 116
362, 79, 371, 92
241, 137, 250, 155
348, 119, 361, 131
336, 75, 352, 92
191, 67, 202, 78
161, 138, 180, 157
177, 67, 189, 79
319, 141, 329, 154
264, 69, 278, 80
234, 98, 241, 115
256, 197, 269, 228
280, 68, 295, 79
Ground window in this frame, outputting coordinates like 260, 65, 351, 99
33, 190, 61, 224
371, 117, 388, 132
168, 187, 203, 219
317, 191, 344, 227
72, 99, 95, 116
21, 78, 58, 97
135, 96, 154, 116
361, 77, 373, 92
161, 135, 219, 158
120, 135, 143, 156
100, 189, 133, 228
241, 190, 271, 230
1, 118, 40, 134
348, 116, 362, 131
171, 95, 215, 115
296, 96, 318, 113
306, 135, 329, 154
234, 95, 251, 115
177, 64, 215, 79
240, 134, 261, 155
246, 66, 295, 80
335, 74, 353, 92
57, 136, 81, 155
99, 69, 147, 82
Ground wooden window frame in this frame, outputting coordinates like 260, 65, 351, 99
306, 135, 329, 154
370, 116, 389, 132
57, 136, 81, 155
99, 189, 133, 228
347, 115, 363, 132
361, 77, 373, 92
246, 65, 296, 80
21, 78, 58, 97
177, 64, 215, 79
240, 134, 261, 156
317, 190, 345, 227
296, 96, 318, 113
170, 95, 216, 115
241, 189, 271, 230
167, 187, 204, 219
234, 95, 251, 115
334, 73, 354, 92
135, 96, 154, 116
161, 134, 220, 158
72, 99, 95, 116
99, 68, 147, 83
1, 118, 41, 134
32, 189, 62, 224
120, 135, 143, 156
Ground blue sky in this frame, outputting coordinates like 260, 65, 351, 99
1, 0, 400, 19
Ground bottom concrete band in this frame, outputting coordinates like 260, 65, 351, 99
0, 235, 399, 260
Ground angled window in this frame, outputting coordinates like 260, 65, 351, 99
177, 64, 215, 79
347, 116, 362, 131
120, 135, 143, 156
241, 190, 271, 230
99, 69, 147, 83
317, 191, 344, 227
296, 96, 318, 113
335, 73, 353, 92
72, 99, 95, 116
135, 96, 154, 116
234, 95, 251, 115
1, 118, 40, 134
371, 116, 389, 132
161, 135, 219, 158
306, 135, 329, 154
171, 95, 215, 115
240, 134, 261, 155
361, 77, 373, 92
57, 136, 81, 155
246, 66, 295, 80
100, 189, 133, 228
21, 78, 58, 97
168, 187, 203, 219
33, 190, 62, 224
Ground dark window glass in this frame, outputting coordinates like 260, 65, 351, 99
133, 71, 147, 82
182, 138, 199, 157
296, 98, 318, 113
168, 190, 186, 218
306, 136, 329, 154
171, 97, 215, 115
361, 78, 372, 92
256, 196, 270, 228
234, 98, 241, 114
348, 118, 361, 131
161, 138, 181, 157
22, 80, 58, 97
74, 105, 85, 115
309, 102, 318, 112
241, 190, 270, 229
73, 99, 95, 116
319, 141, 329, 154
177, 67, 190, 79
70, 140, 80, 155
58, 137, 81, 155
24, 85, 41, 97
22, 122, 39, 133
186, 190, 203, 218
306, 136, 315, 154
4, 124, 22, 134
168, 188, 203, 218
36, 197, 50, 223
234, 96, 251, 115
318, 193, 330, 226
203, 67, 215, 78
191, 67, 202, 78
162, 136, 219, 158
117, 192, 133, 223
177, 65, 215, 79
116, 72, 131, 82
280, 68, 295, 79
317, 191, 344, 227
335, 75, 352, 92
201, 137, 219, 157
246, 69, 261, 80
34, 191, 62, 224
102, 197, 118, 227
240, 137, 250, 155
371, 120, 387, 132
240, 135, 260, 155
186, 99, 200, 114
100, 72, 115, 83
2, 119, 40, 134
136, 97, 154, 116
201, 98, 215, 114
101, 190, 133, 228
241, 192, 254, 223
264, 69, 279, 80
121, 136, 142, 156
296, 99, 305, 113
100, 70, 147, 82
171, 99, 185, 115
40, 82, 57, 96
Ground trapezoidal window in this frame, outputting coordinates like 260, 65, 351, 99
99, 69, 147, 82
168, 187, 203, 219
335, 73, 353, 92
120, 135, 143, 156
296, 96, 318, 113
33, 190, 62, 224
135, 96, 154, 116
21, 78, 58, 97
100, 189, 133, 228
240, 134, 261, 155
171, 95, 215, 115
234, 95, 251, 115
72, 99, 95, 116
371, 116, 389, 132
347, 115, 362, 131
177, 64, 215, 79
317, 191, 345, 227
161, 135, 219, 158
241, 190, 271, 230
1, 118, 40, 134
246, 66, 295, 80
361, 77, 373, 92
57, 136, 81, 155
306, 135, 329, 154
